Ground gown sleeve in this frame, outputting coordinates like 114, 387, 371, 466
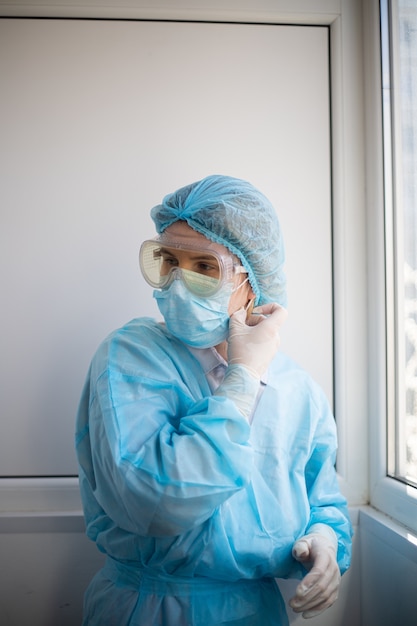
75, 319, 254, 538
302, 387, 353, 574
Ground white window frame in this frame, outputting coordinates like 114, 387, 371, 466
365, 0, 417, 534
0, 0, 368, 515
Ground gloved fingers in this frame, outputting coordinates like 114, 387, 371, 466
291, 585, 340, 619
229, 306, 248, 327
292, 538, 311, 561
300, 596, 338, 619
247, 303, 287, 325
245, 306, 287, 336
299, 547, 340, 594
230, 303, 287, 328
293, 565, 340, 603
292, 530, 338, 567
245, 312, 267, 327
227, 303, 287, 377
289, 564, 341, 617
252, 302, 288, 318
289, 541, 341, 618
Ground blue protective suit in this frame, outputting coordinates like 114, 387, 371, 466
76, 317, 352, 626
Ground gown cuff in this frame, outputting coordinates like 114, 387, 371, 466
214, 364, 260, 421
307, 523, 338, 554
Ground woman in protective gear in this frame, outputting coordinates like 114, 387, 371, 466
75, 175, 352, 625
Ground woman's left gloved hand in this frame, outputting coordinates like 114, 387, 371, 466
289, 524, 341, 619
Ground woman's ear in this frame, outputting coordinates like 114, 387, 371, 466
245, 297, 255, 320
246, 283, 256, 306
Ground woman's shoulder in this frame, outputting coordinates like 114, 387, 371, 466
91, 317, 199, 380
101, 317, 170, 350
269, 350, 309, 379
268, 351, 329, 407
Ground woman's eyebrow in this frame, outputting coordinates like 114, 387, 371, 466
158, 247, 177, 256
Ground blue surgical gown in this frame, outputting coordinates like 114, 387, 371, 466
75, 317, 352, 626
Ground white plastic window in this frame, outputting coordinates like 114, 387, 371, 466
382, 0, 417, 488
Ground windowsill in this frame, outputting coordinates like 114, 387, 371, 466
0, 474, 415, 565
0, 477, 82, 514
359, 505, 417, 562
1, 479, 415, 562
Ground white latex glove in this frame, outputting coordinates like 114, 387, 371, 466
289, 524, 341, 619
227, 303, 288, 378
214, 303, 287, 420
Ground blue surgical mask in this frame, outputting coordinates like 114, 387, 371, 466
153, 278, 233, 348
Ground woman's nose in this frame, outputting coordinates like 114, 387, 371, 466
178, 259, 194, 271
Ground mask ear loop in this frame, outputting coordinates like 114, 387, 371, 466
245, 297, 255, 321
231, 275, 249, 294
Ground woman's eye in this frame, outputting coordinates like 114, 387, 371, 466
162, 256, 178, 267
196, 262, 219, 275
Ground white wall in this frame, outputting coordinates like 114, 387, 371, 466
0, 516, 103, 626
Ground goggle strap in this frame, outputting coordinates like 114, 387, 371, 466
231, 276, 250, 294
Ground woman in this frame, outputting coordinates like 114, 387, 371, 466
76, 174, 352, 625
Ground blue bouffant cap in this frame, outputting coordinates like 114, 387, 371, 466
150, 174, 286, 306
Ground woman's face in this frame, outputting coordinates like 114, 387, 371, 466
162, 221, 254, 315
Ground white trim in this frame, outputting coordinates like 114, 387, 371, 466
359, 504, 417, 561
388, 0, 408, 480
0, 478, 82, 513
331, 0, 368, 505
364, 0, 388, 507
0, 0, 341, 24
371, 476, 417, 535
364, 0, 417, 534
0, 510, 85, 533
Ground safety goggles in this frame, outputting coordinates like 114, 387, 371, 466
139, 237, 247, 297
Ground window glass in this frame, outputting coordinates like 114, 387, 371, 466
399, 1, 417, 485
384, 0, 417, 486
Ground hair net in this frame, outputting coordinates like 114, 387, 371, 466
150, 175, 287, 306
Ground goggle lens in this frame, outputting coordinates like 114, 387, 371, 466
140, 240, 223, 296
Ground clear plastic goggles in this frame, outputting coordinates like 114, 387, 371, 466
139, 237, 247, 297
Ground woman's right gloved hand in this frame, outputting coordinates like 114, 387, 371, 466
214, 303, 287, 420
227, 303, 288, 378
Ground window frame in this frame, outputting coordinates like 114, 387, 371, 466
366, 0, 417, 533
